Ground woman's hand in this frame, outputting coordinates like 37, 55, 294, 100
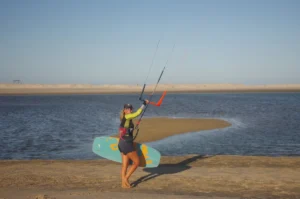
143, 99, 149, 105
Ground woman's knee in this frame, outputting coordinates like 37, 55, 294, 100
127, 151, 140, 166
133, 158, 140, 166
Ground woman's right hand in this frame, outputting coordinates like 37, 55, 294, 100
143, 99, 149, 105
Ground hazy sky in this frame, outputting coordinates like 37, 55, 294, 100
1, 0, 300, 85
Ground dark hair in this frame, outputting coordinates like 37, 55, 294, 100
124, 103, 133, 109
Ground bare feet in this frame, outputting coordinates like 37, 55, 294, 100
122, 178, 131, 188
122, 183, 130, 188
125, 178, 131, 187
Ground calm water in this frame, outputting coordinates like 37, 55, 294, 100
0, 92, 300, 160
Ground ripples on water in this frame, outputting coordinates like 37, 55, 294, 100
0, 92, 300, 159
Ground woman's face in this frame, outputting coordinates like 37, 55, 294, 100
124, 108, 132, 114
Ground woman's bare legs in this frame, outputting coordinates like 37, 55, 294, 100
124, 150, 140, 186
121, 153, 130, 188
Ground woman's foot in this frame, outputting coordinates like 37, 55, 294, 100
122, 178, 131, 188
125, 178, 131, 187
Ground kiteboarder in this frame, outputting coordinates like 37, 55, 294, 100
118, 99, 149, 188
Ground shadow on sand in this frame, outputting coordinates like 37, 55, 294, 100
132, 154, 213, 187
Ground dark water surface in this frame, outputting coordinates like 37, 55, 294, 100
1, 92, 299, 159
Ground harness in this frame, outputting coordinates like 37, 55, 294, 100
119, 114, 134, 142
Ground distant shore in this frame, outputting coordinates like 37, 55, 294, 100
1, 83, 300, 95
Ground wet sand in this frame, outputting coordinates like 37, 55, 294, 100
1, 155, 300, 199
1, 83, 300, 95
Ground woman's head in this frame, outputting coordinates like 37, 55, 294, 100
123, 103, 133, 114
120, 103, 133, 121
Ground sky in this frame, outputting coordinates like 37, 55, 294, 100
1, 0, 300, 85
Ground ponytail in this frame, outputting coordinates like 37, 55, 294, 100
119, 109, 125, 122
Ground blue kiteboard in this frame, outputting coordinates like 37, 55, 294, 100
92, 136, 161, 168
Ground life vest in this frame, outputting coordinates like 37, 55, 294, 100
119, 114, 134, 141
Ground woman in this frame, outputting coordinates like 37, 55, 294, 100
118, 99, 149, 188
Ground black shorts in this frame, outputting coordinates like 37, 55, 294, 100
118, 138, 135, 155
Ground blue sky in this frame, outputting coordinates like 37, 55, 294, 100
1, 0, 300, 85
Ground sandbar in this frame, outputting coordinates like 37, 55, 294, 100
111, 117, 231, 143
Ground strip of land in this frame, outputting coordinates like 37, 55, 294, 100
112, 117, 231, 143
1, 83, 300, 95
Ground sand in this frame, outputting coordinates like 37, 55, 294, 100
1, 83, 300, 95
0, 113, 299, 198
1, 156, 300, 199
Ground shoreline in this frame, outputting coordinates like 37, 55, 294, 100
1, 83, 300, 95
1, 118, 299, 198
1, 100, 299, 198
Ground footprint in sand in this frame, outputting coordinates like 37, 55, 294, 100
35, 194, 56, 199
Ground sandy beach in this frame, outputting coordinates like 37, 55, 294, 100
0, 117, 300, 199
1, 83, 300, 95
1, 156, 300, 199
